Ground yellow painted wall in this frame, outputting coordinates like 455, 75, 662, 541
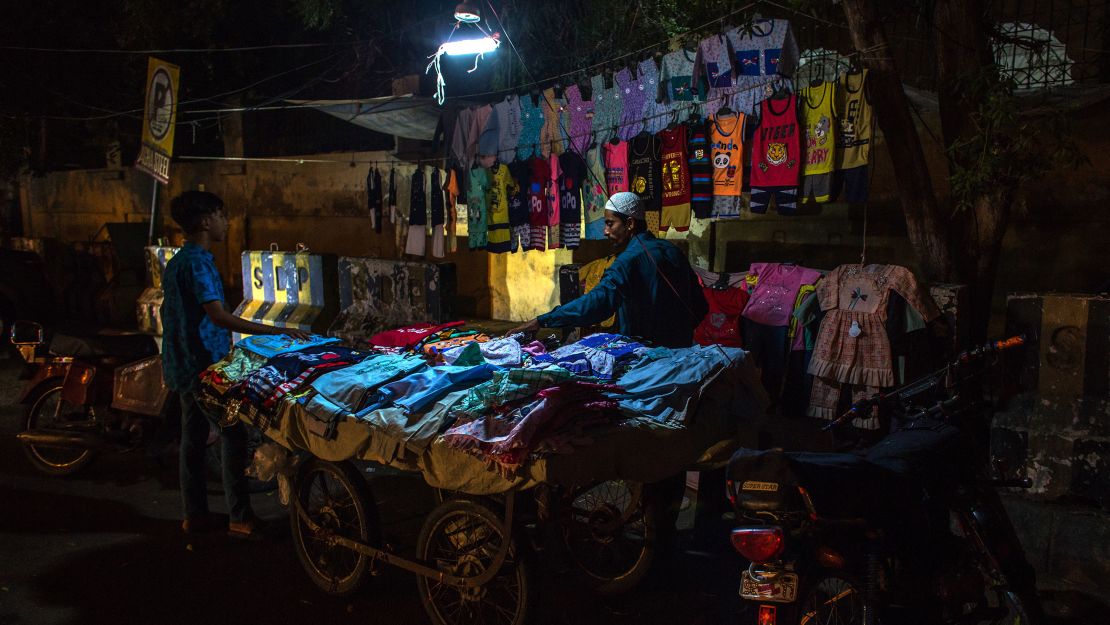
488, 247, 574, 321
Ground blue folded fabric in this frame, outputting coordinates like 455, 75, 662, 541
363, 363, 502, 415
610, 345, 747, 424
236, 334, 340, 359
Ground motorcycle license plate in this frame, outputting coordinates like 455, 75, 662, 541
740, 570, 798, 603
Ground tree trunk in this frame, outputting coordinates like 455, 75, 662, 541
840, 0, 955, 282
933, 0, 1015, 341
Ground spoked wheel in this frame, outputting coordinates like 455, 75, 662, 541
290, 459, 380, 595
416, 499, 531, 625
558, 480, 656, 594
21, 380, 96, 476
798, 575, 866, 625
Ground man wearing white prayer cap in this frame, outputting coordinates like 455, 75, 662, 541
511, 192, 707, 347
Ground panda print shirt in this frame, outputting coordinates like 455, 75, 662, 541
709, 113, 745, 198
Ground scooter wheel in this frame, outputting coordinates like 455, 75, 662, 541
21, 379, 96, 476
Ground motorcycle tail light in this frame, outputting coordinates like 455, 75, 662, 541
730, 526, 785, 563
757, 604, 777, 625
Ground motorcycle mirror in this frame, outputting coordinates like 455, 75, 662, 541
9, 320, 44, 346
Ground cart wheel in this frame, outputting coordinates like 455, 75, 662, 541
416, 499, 532, 625
558, 480, 657, 594
290, 459, 380, 596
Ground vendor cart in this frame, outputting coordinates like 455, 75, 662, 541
219, 345, 764, 625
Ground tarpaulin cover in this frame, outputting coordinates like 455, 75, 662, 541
288, 95, 442, 141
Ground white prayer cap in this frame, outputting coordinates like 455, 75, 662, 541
604, 192, 644, 220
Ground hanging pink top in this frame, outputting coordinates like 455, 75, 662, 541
742, 262, 822, 327
604, 141, 629, 195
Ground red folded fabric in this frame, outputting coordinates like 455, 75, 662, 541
368, 320, 466, 348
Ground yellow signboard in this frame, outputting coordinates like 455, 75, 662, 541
135, 57, 180, 183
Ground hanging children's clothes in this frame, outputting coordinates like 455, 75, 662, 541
444, 168, 459, 254
686, 117, 714, 219
628, 132, 663, 213
517, 93, 545, 161
724, 19, 799, 115
367, 167, 383, 234
583, 145, 609, 240
590, 74, 623, 146
558, 151, 586, 249
564, 84, 595, 156
539, 87, 565, 157
603, 140, 629, 196
430, 168, 446, 258
615, 67, 648, 141
659, 124, 691, 232
807, 264, 940, 427
833, 69, 873, 204
477, 104, 501, 159
486, 163, 520, 254
743, 263, 823, 328
694, 34, 735, 119
466, 167, 491, 251
404, 167, 427, 257
750, 95, 801, 215
494, 96, 523, 164
660, 49, 701, 122
526, 157, 550, 251
393, 166, 411, 253
692, 266, 749, 348
387, 167, 398, 226
450, 107, 474, 170
709, 112, 745, 218
507, 160, 531, 253
546, 155, 563, 249
468, 104, 494, 166
639, 58, 669, 135
801, 80, 837, 203
742, 262, 822, 407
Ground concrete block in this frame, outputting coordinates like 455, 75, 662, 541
999, 494, 1055, 577
1005, 292, 1110, 400
1023, 433, 1078, 499
1071, 439, 1110, 508
330, 257, 455, 342
1048, 507, 1110, 597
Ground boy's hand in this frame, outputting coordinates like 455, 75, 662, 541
278, 328, 313, 342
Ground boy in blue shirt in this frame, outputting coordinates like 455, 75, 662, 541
161, 191, 308, 537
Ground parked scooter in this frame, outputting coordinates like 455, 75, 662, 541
725, 336, 1042, 625
10, 320, 176, 476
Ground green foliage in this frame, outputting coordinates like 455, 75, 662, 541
946, 70, 1088, 211
293, 0, 344, 30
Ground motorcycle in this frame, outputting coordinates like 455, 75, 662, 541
10, 320, 176, 476
725, 336, 1043, 625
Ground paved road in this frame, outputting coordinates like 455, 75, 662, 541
0, 356, 739, 625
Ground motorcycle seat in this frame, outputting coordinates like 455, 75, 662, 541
49, 332, 158, 362
728, 448, 909, 521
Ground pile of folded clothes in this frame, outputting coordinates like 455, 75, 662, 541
198, 323, 748, 476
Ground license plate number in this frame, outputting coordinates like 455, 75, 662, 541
740, 570, 798, 603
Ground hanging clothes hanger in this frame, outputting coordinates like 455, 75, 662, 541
665, 109, 680, 130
